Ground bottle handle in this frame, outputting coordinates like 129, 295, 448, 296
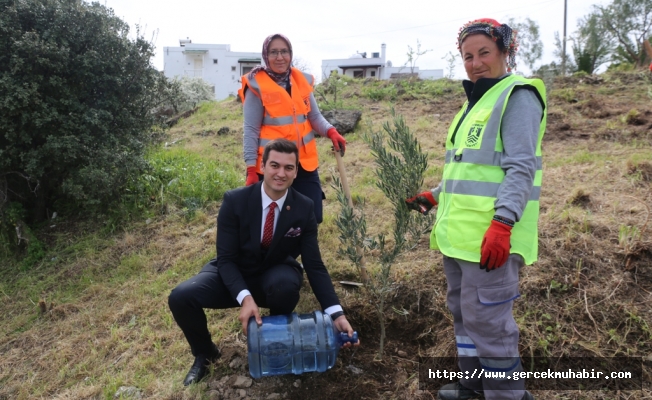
338, 331, 359, 345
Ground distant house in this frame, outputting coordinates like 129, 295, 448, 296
163, 39, 261, 100
321, 44, 443, 80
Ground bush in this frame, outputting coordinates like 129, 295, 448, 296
155, 76, 215, 116
0, 0, 166, 228
363, 85, 398, 101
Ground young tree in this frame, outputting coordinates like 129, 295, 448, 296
314, 73, 346, 111
595, 0, 652, 67
441, 51, 459, 79
571, 13, 613, 74
334, 110, 433, 359
404, 39, 432, 75
508, 17, 544, 74
0, 0, 164, 228
537, 31, 576, 78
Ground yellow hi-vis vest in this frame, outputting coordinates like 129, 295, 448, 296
430, 75, 547, 265
238, 68, 319, 173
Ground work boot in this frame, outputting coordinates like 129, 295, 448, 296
437, 381, 483, 399
182, 343, 221, 386
522, 391, 534, 400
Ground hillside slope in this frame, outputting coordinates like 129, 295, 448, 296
1, 71, 651, 400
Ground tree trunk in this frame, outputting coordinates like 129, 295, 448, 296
376, 298, 386, 360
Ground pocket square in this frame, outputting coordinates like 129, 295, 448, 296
284, 227, 301, 237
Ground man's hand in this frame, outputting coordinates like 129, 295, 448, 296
405, 191, 437, 214
333, 315, 360, 349
239, 295, 262, 336
245, 166, 259, 186
327, 128, 346, 156
480, 218, 513, 271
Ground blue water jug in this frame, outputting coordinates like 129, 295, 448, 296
247, 310, 359, 379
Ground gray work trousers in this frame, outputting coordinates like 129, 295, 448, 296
443, 254, 525, 400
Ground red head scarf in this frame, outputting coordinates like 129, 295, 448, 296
457, 18, 518, 72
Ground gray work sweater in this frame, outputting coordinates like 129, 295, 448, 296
432, 74, 544, 222
242, 84, 333, 166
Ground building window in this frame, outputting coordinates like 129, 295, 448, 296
370, 71, 376, 77
213, 59, 218, 64
353, 70, 363, 78
242, 66, 253, 75
231, 66, 236, 71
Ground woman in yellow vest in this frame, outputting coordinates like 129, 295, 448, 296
239, 34, 346, 223
406, 19, 546, 400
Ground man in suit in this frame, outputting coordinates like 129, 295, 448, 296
168, 138, 357, 386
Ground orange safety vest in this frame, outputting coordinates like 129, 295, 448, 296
238, 68, 319, 173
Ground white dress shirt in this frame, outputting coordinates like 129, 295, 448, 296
237, 186, 343, 316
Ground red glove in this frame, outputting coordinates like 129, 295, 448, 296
327, 128, 346, 156
480, 218, 513, 271
245, 166, 259, 186
405, 191, 437, 214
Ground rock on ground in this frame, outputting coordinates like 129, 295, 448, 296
322, 110, 362, 134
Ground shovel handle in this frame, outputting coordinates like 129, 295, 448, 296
334, 150, 354, 209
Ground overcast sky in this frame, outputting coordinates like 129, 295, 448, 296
100, 0, 606, 80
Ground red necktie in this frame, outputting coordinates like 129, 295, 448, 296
261, 202, 277, 250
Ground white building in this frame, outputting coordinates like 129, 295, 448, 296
163, 39, 261, 100
321, 44, 443, 80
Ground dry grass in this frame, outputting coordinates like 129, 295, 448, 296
1, 72, 652, 399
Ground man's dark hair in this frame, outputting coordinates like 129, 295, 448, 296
262, 139, 299, 166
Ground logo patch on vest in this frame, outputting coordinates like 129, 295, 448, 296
465, 124, 484, 149
262, 92, 282, 105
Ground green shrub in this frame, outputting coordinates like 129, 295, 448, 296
0, 202, 45, 268
363, 85, 398, 101
314, 74, 358, 110
155, 76, 216, 115
607, 62, 636, 72
0, 0, 167, 229
394, 78, 461, 99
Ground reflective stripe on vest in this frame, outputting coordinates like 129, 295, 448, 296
444, 149, 543, 170
259, 130, 316, 148
247, 75, 262, 98
443, 180, 541, 201
302, 72, 314, 86
262, 114, 308, 126
431, 75, 547, 265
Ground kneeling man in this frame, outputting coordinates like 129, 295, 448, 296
169, 139, 357, 385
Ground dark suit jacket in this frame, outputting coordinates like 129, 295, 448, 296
215, 182, 339, 310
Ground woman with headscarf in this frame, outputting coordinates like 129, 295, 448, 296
238, 34, 346, 224
406, 18, 546, 400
